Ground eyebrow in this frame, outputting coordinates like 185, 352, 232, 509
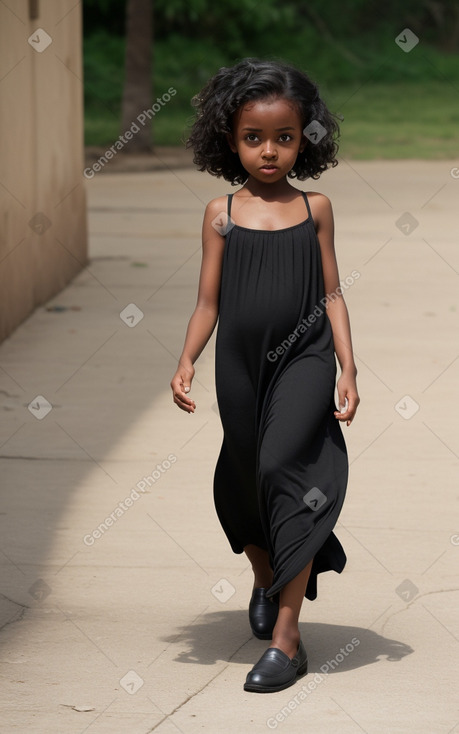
241, 126, 296, 131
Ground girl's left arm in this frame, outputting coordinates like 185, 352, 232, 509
314, 193, 360, 426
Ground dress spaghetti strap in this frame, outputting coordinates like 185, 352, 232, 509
227, 193, 233, 218
301, 191, 313, 220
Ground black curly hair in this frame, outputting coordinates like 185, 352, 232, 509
186, 57, 340, 185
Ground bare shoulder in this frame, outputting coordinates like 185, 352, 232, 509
305, 191, 333, 211
204, 195, 229, 219
305, 191, 333, 231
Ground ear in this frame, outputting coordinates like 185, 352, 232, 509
226, 132, 238, 153
299, 133, 307, 153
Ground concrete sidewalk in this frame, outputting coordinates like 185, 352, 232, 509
0, 161, 458, 733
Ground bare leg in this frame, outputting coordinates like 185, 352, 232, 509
244, 544, 273, 588
269, 559, 313, 659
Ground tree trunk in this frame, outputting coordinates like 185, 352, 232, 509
120, 0, 153, 152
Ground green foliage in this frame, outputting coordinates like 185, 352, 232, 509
83, 0, 125, 35
82, 0, 459, 157
84, 0, 459, 53
154, 0, 297, 57
83, 30, 125, 115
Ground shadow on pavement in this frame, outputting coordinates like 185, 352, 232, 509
161, 610, 414, 670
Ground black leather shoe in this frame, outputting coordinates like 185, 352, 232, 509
249, 588, 279, 640
244, 640, 308, 693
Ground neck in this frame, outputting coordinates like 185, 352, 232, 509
243, 176, 294, 199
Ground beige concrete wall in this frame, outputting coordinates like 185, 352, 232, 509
0, 0, 87, 342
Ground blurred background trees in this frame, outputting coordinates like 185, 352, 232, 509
120, 0, 152, 151
83, 0, 459, 158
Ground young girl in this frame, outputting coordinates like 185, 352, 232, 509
170, 58, 359, 694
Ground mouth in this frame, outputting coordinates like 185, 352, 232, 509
260, 165, 278, 172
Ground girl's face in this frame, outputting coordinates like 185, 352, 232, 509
227, 96, 307, 184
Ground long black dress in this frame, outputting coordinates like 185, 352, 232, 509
213, 191, 348, 601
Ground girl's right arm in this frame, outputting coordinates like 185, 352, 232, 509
170, 197, 227, 413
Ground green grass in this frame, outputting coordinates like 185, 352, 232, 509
83, 32, 459, 159
329, 81, 459, 159
84, 108, 191, 148
85, 81, 459, 159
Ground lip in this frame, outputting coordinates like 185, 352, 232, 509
259, 165, 278, 173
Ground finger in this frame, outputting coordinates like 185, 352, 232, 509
346, 397, 359, 416
174, 389, 195, 405
338, 404, 358, 426
334, 403, 354, 422
174, 395, 196, 413
172, 378, 192, 396
334, 411, 350, 421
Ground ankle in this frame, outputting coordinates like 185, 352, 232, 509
252, 566, 273, 589
253, 576, 273, 589
271, 626, 300, 654
272, 626, 300, 642
244, 545, 273, 590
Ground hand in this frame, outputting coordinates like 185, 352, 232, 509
334, 373, 360, 427
170, 361, 196, 413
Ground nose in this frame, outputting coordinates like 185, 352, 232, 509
262, 140, 277, 159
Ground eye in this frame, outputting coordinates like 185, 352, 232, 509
244, 133, 259, 143
279, 133, 293, 142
